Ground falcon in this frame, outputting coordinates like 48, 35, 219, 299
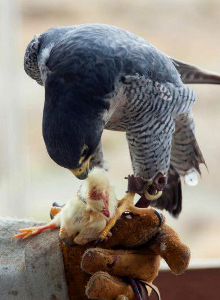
24, 23, 220, 217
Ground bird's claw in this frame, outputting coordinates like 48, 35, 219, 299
126, 175, 148, 194
153, 172, 167, 191
94, 237, 103, 247
61, 238, 76, 247
94, 231, 112, 247
154, 210, 164, 227
52, 202, 65, 208
125, 173, 167, 202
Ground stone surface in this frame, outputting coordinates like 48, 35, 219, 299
0, 218, 69, 300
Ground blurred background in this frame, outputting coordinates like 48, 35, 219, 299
0, 0, 220, 260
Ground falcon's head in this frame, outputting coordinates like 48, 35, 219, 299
43, 112, 104, 180
43, 72, 109, 180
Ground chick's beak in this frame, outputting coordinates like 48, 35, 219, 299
102, 208, 110, 218
70, 157, 91, 180
102, 193, 110, 218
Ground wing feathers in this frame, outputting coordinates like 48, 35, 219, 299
173, 58, 220, 85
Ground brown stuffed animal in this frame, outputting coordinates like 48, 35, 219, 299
61, 208, 190, 300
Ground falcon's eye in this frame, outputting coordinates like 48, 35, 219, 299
82, 145, 89, 158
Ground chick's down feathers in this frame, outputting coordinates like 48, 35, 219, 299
52, 167, 118, 244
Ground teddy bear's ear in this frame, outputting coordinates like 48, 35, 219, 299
148, 224, 190, 275
102, 208, 165, 249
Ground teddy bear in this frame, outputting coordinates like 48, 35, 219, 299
60, 207, 190, 300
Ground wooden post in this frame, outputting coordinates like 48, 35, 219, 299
155, 260, 220, 300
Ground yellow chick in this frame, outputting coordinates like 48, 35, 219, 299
14, 168, 118, 245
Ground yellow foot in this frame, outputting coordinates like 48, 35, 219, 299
96, 192, 153, 245
59, 227, 77, 247
14, 223, 57, 240
96, 192, 135, 243
50, 206, 62, 218
59, 226, 68, 239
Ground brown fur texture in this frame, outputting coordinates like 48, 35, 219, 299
147, 224, 190, 275
86, 272, 135, 300
61, 208, 190, 300
81, 248, 161, 283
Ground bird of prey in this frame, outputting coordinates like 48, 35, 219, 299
14, 167, 118, 244
24, 24, 220, 217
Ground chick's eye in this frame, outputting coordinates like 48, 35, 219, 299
82, 146, 89, 158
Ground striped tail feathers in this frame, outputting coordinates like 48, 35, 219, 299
182, 138, 206, 187
171, 112, 206, 182
151, 166, 182, 218
188, 136, 206, 174
172, 58, 220, 85
152, 133, 205, 218
172, 132, 206, 176
151, 114, 206, 218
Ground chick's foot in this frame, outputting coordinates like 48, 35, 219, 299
97, 191, 151, 244
14, 223, 57, 240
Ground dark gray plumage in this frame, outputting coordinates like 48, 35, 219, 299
24, 24, 211, 216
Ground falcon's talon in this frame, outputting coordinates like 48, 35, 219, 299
154, 210, 164, 227
126, 175, 148, 194
97, 192, 135, 240
61, 238, 76, 247
153, 173, 168, 191
52, 202, 64, 208
98, 191, 153, 240
94, 238, 103, 247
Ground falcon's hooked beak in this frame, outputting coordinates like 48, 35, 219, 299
70, 156, 91, 180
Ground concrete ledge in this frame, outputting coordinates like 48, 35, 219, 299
0, 218, 69, 300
